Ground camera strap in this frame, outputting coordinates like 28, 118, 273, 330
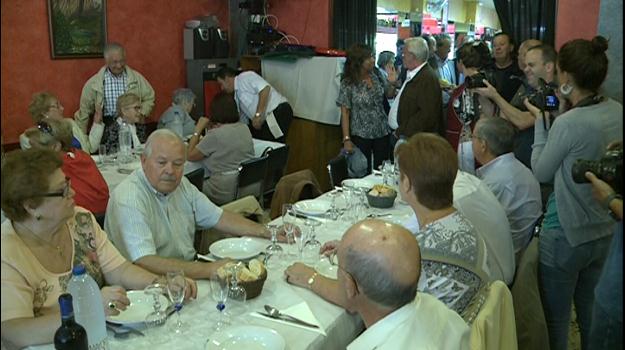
573, 94, 603, 109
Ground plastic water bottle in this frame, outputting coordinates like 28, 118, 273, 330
118, 120, 132, 164
54, 293, 88, 350
67, 265, 108, 350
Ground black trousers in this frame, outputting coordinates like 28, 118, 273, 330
351, 134, 390, 174
249, 102, 293, 143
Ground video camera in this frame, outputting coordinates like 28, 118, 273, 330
465, 70, 497, 89
523, 78, 559, 111
572, 147, 622, 195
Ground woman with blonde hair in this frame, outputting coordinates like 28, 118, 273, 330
101, 92, 146, 153
25, 118, 109, 214
20, 92, 104, 153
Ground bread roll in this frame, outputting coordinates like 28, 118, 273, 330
248, 259, 266, 278
237, 266, 257, 282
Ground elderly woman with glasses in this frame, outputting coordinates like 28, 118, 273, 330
157, 88, 199, 138
19, 92, 104, 154
0, 148, 197, 349
24, 118, 109, 214
101, 92, 146, 154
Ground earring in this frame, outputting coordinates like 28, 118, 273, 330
35, 213, 42, 221
559, 83, 573, 96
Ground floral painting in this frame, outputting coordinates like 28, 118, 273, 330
47, 0, 107, 58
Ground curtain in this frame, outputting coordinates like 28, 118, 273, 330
332, 0, 377, 50
493, 0, 556, 47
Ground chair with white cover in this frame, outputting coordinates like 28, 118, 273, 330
469, 280, 518, 350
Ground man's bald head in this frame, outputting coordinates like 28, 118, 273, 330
518, 39, 542, 70
339, 219, 421, 308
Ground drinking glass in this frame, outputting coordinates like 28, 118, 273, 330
97, 145, 107, 167
303, 220, 322, 265
326, 190, 342, 220
228, 263, 247, 316
208, 278, 230, 331
282, 204, 297, 258
381, 160, 394, 186
264, 224, 283, 268
294, 221, 310, 262
144, 283, 169, 345
166, 271, 187, 334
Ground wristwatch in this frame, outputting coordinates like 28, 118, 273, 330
254, 112, 262, 118
307, 272, 319, 289
342, 136, 351, 143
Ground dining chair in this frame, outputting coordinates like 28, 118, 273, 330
469, 280, 518, 350
184, 167, 205, 193
261, 144, 290, 207
327, 154, 348, 188
235, 155, 270, 205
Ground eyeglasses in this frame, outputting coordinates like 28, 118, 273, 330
37, 121, 54, 135
38, 177, 71, 198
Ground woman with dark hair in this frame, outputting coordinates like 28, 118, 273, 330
525, 36, 623, 350
445, 40, 496, 151
338, 44, 393, 173
187, 93, 254, 204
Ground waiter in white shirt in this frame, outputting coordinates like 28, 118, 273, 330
216, 67, 293, 142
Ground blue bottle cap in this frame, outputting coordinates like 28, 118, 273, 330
58, 293, 74, 317
72, 264, 86, 276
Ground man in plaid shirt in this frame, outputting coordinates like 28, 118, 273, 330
75, 43, 155, 146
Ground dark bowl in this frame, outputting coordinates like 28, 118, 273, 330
366, 189, 397, 208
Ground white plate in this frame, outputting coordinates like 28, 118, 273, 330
209, 237, 266, 260
294, 199, 330, 216
316, 259, 338, 279
106, 290, 169, 326
341, 178, 379, 189
206, 325, 286, 350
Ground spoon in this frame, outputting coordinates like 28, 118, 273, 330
263, 305, 319, 328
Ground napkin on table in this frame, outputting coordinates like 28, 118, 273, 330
251, 302, 326, 336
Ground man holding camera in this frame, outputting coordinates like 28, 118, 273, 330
475, 44, 558, 169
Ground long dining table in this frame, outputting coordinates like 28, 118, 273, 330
27, 174, 414, 350
94, 138, 285, 191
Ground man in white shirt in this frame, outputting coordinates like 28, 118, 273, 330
286, 219, 470, 350
216, 67, 293, 142
105, 129, 274, 279
473, 117, 542, 262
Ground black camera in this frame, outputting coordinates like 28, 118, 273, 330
572, 148, 622, 195
524, 78, 559, 111
465, 70, 496, 89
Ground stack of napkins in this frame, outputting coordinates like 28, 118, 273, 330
251, 302, 326, 336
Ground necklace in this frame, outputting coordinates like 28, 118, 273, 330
15, 223, 65, 258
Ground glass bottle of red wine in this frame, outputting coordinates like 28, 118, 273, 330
54, 293, 89, 350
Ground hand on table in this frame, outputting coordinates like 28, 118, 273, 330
284, 262, 317, 288
102, 285, 130, 316
183, 277, 198, 301
320, 240, 340, 257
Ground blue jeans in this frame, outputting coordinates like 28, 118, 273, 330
539, 227, 611, 350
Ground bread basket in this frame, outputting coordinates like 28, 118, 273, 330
236, 268, 268, 299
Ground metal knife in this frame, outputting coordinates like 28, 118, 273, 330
257, 311, 320, 329
106, 322, 145, 337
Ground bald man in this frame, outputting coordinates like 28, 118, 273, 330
285, 220, 469, 349
105, 129, 274, 280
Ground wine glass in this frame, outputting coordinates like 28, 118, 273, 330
144, 283, 169, 345
208, 278, 230, 331
282, 204, 297, 258
303, 220, 322, 265
294, 221, 310, 262
227, 263, 247, 316
265, 224, 283, 268
381, 160, 394, 186
166, 271, 187, 334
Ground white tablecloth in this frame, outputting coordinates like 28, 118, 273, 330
261, 56, 346, 125
95, 139, 285, 191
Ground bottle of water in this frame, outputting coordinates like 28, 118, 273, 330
118, 120, 132, 164
54, 293, 89, 350
67, 265, 108, 350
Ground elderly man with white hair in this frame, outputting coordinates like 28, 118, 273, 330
105, 129, 273, 279
388, 37, 444, 141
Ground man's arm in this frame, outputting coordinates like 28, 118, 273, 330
213, 211, 269, 239
75, 82, 96, 133
285, 263, 347, 307
252, 86, 271, 130
474, 81, 535, 129
134, 255, 226, 280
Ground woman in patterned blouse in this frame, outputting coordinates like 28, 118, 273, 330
337, 44, 394, 173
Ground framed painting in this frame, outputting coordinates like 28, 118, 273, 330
47, 0, 107, 59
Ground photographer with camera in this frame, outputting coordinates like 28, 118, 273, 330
524, 36, 623, 350
475, 44, 558, 169
445, 40, 496, 151
584, 143, 622, 349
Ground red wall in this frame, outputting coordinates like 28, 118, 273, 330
555, 0, 601, 49
1, 0, 331, 145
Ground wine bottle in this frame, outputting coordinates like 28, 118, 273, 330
54, 293, 89, 350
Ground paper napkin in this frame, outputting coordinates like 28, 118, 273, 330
251, 302, 326, 336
